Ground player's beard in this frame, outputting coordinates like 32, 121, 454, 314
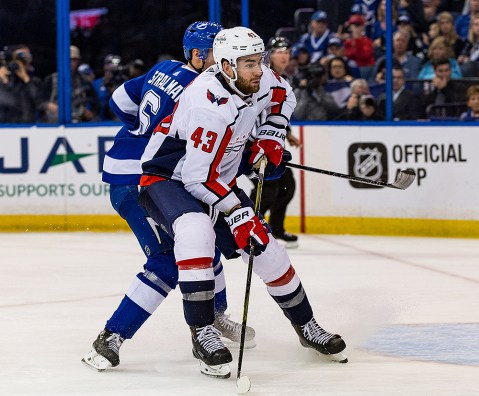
235, 75, 260, 95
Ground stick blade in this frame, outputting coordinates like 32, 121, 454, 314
236, 376, 251, 394
391, 169, 416, 190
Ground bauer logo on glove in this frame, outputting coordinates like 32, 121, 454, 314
225, 206, 269, 253
257, 129, 286, 141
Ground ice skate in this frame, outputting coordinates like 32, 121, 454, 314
293, 318, 348, 363
273, 232, 299, 249
214, 312, 256, 349
81, 329, 124, 372
190, 324, 233, 378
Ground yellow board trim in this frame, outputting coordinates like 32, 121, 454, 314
1, 215, 478, 238
283, 217, 479, 239
0, 215, 129, 232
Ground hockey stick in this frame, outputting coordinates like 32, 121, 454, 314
236, 157, 267, 395
285, 163, 416, 190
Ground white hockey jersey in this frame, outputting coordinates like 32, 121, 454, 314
140, 64, 296, 213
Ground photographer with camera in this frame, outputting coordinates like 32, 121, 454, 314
0, 44, 42, 123
41, 46, 99, 123
292, 61, 340, 121
0, 54, 14, 122
93, 54, 129, 120
336, 78, 383, 121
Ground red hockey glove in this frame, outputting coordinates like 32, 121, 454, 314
225, 206, 269, 252
249, 125, 286, 171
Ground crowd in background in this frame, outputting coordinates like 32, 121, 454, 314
0, 44, 147, 123
285, 0, 479, 121
2, 0, 479, 123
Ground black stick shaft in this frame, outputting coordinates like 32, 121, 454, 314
237, 158, 266, 380
286, 162, 402, 189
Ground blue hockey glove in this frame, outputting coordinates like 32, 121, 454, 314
265, 149, 292, 180
237, 149, 292, 180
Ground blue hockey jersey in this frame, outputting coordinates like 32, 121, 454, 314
102, 60, 198, 185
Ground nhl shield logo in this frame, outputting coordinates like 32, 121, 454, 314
353, 147, 383, 180
348, 143, 388, 189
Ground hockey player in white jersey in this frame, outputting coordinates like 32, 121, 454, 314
81, 22, 255, 373
139, 27, 347, 379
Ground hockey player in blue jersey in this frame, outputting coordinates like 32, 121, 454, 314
81, 21, 255, 373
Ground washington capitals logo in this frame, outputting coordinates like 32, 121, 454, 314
207, 89, 228, 106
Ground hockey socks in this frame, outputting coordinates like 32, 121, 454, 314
178, 258, 216, 326
106, 271, 171, 338
266, 266, 313, 325
106, 296, 151, 339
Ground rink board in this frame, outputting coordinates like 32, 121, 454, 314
0, 125, 478, 237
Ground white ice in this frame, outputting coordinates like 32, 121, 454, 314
0, 233, 478, 396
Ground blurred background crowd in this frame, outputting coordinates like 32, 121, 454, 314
1, 0, 479, 123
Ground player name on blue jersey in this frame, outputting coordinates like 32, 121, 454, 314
102, 60, 198, 186
147, 71, 184, 102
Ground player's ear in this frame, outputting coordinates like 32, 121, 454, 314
221, 59, 233, 77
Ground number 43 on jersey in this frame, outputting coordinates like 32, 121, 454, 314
191, 127, 218, 153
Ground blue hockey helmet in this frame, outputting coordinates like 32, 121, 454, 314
183, 21, 224, 62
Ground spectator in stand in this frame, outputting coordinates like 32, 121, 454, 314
456, 0, 479, 39
294, 11, 333, 63
422, 57, 467, 112
437, 12, 471, 62
351, 1, 380, 38
396, 13, 427, 60
293, 62, 340, 120
371, 0, 399, 57
42, 46, 99, 123
319, 37, 361, 78
344, 15, 376, 69
290, 43, 312, 88
424, 22, 440, 48
93, 54, 129, 120
378, 66, 425, 120
324, 56, 354, 108
337, 94, 384, 120
127, 59, 147, 79
372, 57, 388, 84
78, 63, 95, 84
373, 30, 422, 80
467, 14, 479, 60
335, 78, 373, 118
418, 36, 463, 79
0, 44, 42, 123
459, 84, 479, 120
423, 0, 442, 25
399, 0, 428, 35
0, 56, 15, 122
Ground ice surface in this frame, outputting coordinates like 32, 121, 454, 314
0, 233, 478, 396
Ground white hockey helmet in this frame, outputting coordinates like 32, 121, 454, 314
213, 27, 266, 95
213, 26, 265, 68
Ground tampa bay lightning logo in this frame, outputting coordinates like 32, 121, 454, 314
207, 89, 228, 105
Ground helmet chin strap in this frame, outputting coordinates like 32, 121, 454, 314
188, 59, 204, 74
220, 64, 249, 98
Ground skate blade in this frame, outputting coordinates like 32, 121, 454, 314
81, 349, 113, 372
285, 241, 299, 249
223, 338, 256, 349
311, 349, 348, 364
276, 239, 299, 249
199, 361, 231, 378
330, 351, 348, 363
